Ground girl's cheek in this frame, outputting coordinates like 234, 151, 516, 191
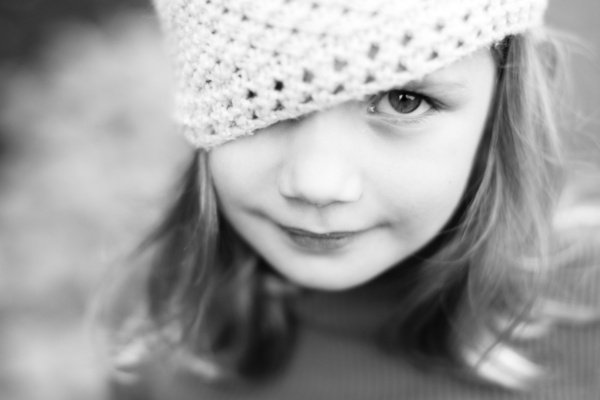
210, 132, 277, 202
377, 132, 478, 224
210, 153, 253, 212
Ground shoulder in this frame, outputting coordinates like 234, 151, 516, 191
527, 175, 600, 397
554, 173, 600, 234
108, 350, 214, 400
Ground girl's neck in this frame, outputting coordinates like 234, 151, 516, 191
292, 258, 421, 338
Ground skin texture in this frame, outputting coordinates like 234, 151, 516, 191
209, 49, 496, 291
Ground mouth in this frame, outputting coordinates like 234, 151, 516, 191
279, 225, 364, 253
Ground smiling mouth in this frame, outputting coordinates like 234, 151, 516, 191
279, 226, 363, 252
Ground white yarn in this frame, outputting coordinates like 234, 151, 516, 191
153, 0, 548, 148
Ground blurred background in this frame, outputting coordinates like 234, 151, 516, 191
0, 1, 189, 400
0, 1, 598, 399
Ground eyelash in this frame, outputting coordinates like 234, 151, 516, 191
367, 90, 441, 126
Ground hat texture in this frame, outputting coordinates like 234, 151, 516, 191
153, 0, 548, 148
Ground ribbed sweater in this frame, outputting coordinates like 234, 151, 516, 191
112, 263, 600, 400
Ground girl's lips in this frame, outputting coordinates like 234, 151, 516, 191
279, 225, 363, 253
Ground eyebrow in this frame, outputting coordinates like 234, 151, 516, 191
401, 77, 468, 93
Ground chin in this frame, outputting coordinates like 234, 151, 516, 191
272, 262, 385, 292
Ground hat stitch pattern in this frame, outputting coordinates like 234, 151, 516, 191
153, 0, 548, 148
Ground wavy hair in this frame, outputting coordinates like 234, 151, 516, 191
105, 29, 594, 390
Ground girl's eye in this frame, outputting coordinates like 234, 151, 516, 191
374, 90, 433, 117
389, 92, 422, 114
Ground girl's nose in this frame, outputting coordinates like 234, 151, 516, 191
277, 108, 363, 207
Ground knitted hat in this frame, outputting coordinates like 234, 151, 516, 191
153, 0, 548, 149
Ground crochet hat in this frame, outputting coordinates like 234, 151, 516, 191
153, 0, 548, 149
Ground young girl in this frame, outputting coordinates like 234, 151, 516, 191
105, 0, 600, 398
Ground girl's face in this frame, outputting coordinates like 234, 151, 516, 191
210, 49, 496, 290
